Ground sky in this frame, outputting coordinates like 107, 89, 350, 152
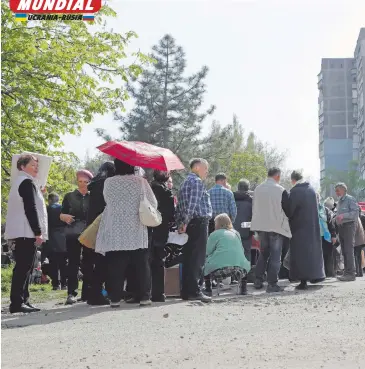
64, 0, 365, 182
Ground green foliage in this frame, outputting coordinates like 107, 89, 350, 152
1, 265, 12, 293
321, 161, 365, 200
1, 0, 149, 217
46, 152, 80, 197
83, 152, 112, 174
227, 151, 267, 187
114, 34, 215, 164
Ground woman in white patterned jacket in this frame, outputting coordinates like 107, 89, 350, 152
95, 158, 157, 308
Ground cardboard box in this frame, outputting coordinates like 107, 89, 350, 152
164, 265, 181, 297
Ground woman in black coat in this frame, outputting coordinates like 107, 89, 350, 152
46, 193, 67, 290
86, 161, 115, 305
150, 170, 175, 302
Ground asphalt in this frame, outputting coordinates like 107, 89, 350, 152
1, 277, 365, 369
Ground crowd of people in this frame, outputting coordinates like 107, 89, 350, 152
4, 154, 365, 313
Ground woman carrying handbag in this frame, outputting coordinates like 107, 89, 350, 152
95, 158, 160, 308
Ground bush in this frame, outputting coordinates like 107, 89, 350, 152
1, 265, 13, 293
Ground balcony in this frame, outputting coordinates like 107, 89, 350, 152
317, 72, 323, 90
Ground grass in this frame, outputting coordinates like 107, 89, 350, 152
1, 265, 69, 304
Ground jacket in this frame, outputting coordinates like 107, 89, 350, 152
87, 178, 107, 226
150, 180, 175, 245
336, 194, 359, 224
355, 217, 365, 247
250, 178, 291, 238
204, 229, 251, 276
233, 191, 253, 240
46, 204, 66, 253
61, 189, 90, 221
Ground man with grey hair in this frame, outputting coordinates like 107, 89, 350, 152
176, 158, 212, 302
335, 182, 360, 281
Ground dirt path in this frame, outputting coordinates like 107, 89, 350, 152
2, 278, 365, 369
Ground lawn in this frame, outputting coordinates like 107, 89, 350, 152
1, 265, 69, 304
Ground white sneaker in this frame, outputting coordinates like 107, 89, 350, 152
140, 300, 152, 307
65, 295, 77, 305
110, 301, 121, 308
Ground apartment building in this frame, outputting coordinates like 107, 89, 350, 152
318, 28, 365, 195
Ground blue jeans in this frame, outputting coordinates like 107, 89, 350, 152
255, 231, 284, 285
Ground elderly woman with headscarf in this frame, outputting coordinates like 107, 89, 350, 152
5, 154, 47, 313
317, 194, 337, 278
60, 169, 93, 305
85, 162, 115, 305
95, 158, 158, 308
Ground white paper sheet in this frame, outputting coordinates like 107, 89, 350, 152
10, 152, 53, 188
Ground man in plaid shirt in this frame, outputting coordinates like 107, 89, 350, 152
208, 173, 237, 234
177, 158, 212, 303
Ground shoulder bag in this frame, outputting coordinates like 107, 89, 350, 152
139, 179, 162, 227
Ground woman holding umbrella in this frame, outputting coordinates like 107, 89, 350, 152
96, 141, 185, 307
95, 158, 158, 307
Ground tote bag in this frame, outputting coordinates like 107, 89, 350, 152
139, 180, 162, 227
78, 214, 102, 249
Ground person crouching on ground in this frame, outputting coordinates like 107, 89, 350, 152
5, 154, 47, 313
204, 213, 251, 295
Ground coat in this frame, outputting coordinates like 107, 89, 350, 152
233, 191, 253, 240
288, 182, 325, 281
150, 180, 175, 246
204, 229, 251, 276
355, 217, 365, 247
87, 178, 107, 226
95, 175, 157, 254
46, 204, 66, 253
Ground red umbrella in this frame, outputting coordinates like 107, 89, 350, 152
97, 141, 185, 171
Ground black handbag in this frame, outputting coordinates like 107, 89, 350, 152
64, 220, 87, 239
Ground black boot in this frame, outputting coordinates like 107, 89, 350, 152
295, 280, 308, 290
240, 280, 248, 295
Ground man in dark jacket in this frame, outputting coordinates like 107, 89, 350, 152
232, 179, 253, 294
46, 193, 67, 290
150, 170, 175, 302
233, 179, 253, 262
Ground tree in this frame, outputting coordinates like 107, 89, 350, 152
226, 151, 267, 188
321, 161, 365, 200
114, 34, 215, 164
1, 1, 149, 215
83, 152, 112, 175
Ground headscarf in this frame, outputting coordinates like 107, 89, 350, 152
318, 202, 331, 242
76, 169, 93, 181
94, 161, 115, 181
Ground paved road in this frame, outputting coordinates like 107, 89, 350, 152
2, 278, 365, 369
